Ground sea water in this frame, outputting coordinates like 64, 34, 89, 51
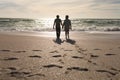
0, 18, 120, 32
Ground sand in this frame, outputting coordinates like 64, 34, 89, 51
0, 31, 120, 80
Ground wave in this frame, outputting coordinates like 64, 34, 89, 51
0, 18, 120, 32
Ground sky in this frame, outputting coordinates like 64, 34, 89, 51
0, 0, 120, 18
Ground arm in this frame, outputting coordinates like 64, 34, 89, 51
61, 21, 62, 26
69, 20, 72, 30
60, 20, 63, 29
53, 20, 55, 29
62, 21, 64, 29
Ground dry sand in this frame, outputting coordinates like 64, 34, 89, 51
0, 31, 120, 80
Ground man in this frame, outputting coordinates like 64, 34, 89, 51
53, 15, 62, 39
62, 15, 72, 40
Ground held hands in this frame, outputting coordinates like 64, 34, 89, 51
70, 26, 72, 30
53, 26, 54, 29
62, 26, 63, 29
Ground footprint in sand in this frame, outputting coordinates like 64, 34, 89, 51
80, 49, 87, 52
52, 55, 62, 58
72, 56, 83, 59
105, 53, 116, 56
96, 70, 117, 76
64, 50, 73, 51
0, 49, 11, 52
50, 50, 58, 53
7, 67, 17, 70
43, 64, 63, 68
29, 55, 41, 58
87, 60, 97, 65
67, 67, 89, 71
77, 50, 82, 53
4, 57, 18, 61
9, 71, 30, 78
7, 67, 42, 78
58, 59, 64, 64
94, 48, 101, 50
87, 60, 92, 63
75, 47, 87, 54
32, 50, 42, 52
110, 67, 120, 72
64, 71, 70, 74
14, 51, 26, 53
63, 54, 67, 57
90, 55, 99, 58
28, 73, 45, 77
76, 46, 87, 52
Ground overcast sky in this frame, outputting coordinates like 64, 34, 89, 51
0, 0, 120, 18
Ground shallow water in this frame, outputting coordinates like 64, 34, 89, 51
0, 18, 120, 32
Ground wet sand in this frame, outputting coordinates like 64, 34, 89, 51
0, 31, 120, 80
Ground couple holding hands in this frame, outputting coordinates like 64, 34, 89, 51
53, 15, 72, 40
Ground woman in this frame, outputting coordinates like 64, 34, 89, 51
62, 15, 72, 39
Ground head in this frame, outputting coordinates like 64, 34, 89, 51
56, 15, 59, 19
65, 15, 69, 19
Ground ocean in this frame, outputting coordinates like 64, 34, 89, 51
0, 18, 120, 32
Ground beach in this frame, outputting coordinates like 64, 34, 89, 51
0, 31, 120, 80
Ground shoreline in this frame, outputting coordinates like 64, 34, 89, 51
0, 30, 120, 37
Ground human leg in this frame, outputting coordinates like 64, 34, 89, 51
67, 31, 69, 39
56, 28, 60, 39
56, 29, 59, 39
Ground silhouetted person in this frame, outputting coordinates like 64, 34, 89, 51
62, 15, 72, 40
53, 15, 62, 39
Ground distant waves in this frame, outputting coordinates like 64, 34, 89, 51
0, 18, 120, 32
